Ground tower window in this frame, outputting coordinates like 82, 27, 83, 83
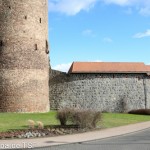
25, 16, 27, 19
40, 18, 42, 23
45, 40, 49, 54
0, 41, 3, 46
35, 44, 38, 50
8, 6, 11, 9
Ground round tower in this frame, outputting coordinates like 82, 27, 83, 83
0, 0, 50, 112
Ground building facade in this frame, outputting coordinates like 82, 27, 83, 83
50, 62, 150, 112
0, 0, 50, 112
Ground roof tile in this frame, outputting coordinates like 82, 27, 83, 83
68, 62, 150, 74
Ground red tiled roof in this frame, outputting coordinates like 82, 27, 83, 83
68, 62, 150, 74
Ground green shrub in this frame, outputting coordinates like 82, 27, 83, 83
56, 108, 74, 125
72, 109, 102, 129
72, 110, 91, 129
92, 111, 102, 128
128, 109, 150, 115
57, 108, 102, 129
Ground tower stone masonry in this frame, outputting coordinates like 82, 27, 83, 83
0, 0, 50, 112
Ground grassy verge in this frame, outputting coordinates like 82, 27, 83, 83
102, 113, 150, 128
0, 111, 59, 132
0, 112, 150, 132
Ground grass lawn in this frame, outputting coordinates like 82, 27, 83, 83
102, 113, 150, 128
0, 112, 150, 132
0, 111, 59, 132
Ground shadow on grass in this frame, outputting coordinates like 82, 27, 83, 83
7, 124, 79, 132
45, 124, 79, 129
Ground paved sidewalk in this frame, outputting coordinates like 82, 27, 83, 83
0, 121, 150, 149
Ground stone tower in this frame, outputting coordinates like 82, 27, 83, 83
0, 0, 50, 112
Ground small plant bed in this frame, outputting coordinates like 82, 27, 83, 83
0, 125, 100, 140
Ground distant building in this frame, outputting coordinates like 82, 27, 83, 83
50, 62, 150, 112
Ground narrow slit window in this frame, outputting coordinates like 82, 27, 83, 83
35, 44, 38, 50
46, 40, 48, 49
40, 18, 42, 23
25, 16, 27, 19
45, 40, 49, 54
0, 41, 3, 46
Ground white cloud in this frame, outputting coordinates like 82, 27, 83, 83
84, 60, 102, 62
49, 0, 98, 16
102, 0, 131, 6
93, 60, 102, 62
82, 29, 95, 37
102, 0, 150, 16
49, 0, 150, 16
133, 29, 150, 38
103, 37, 113, 43
139, 7, 150, 16
52, 63, 72, 72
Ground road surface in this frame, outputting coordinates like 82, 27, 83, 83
34, 128, 150, 150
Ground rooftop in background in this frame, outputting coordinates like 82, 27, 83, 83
68, 62, 150, 75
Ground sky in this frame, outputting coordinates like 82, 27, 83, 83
48, 0, 150, 72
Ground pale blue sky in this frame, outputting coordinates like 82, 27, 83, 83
48, 0, 150, 72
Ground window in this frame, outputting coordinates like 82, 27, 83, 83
25, 16, 27, 19
0, 41, 3, 46
35, 44, 38, 50
45, 40, 49, 54
40, 18, 41, 23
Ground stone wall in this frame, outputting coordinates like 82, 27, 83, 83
49, 70, 150, 112
0, 0, 50, 112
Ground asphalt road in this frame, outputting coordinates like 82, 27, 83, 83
34, 128, 150, 150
